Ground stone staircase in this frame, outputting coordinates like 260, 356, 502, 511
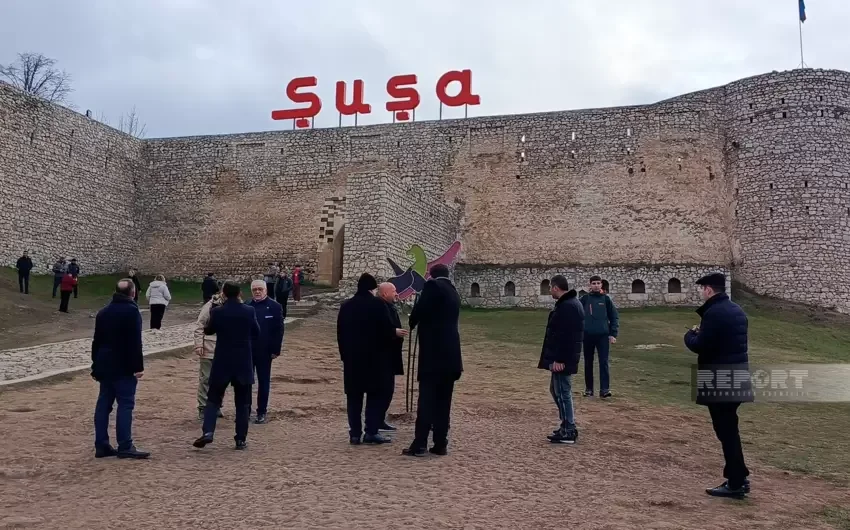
286, 300, 321, 319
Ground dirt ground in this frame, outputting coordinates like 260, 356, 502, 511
0, 312, 847, 529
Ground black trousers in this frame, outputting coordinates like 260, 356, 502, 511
73, 281, 79, 298
59, 291, 71, 312
203, 378, 252, 442
412, 377, 456, 450
266, 282, 276, 300
346, 390, 387, 437
382, 376, 396, 422
150, 304, 166, 329
708, 403, 750, 487
18, 272, 29, 294
279, 297, 289, 320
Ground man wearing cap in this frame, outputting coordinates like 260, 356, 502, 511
246, 280, 284, 424
685, 272, 753, 498
337, 273, 407, 445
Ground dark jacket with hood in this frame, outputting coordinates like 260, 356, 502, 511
580, 291, 619, 337
538, 290, 585, 374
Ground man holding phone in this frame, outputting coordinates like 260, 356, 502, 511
538, 275, 585, 444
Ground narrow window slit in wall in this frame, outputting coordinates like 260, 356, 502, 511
29, 132, 34, 144
770, 183, 774, 189
769, 207, 773, 216
749, 117, 754, 123
520, 134, 526, 143
749, 103, 753, 109
571, 132, 576, 141
782, 111, 787, 118
818, 110, 824, 117
570, 150, 576, 159
626, 128, 632, 137
781, 97, 785, 104
804, 181, 808, 187
818, 95, 823, 102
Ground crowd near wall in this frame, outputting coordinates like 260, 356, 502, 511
1, 69, 849, 311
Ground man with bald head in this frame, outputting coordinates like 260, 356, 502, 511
91, 278, 149, 459
377, 282, 405, 432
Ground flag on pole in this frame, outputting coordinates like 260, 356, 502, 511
799, 0, 806, 22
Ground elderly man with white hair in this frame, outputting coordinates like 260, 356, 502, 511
246, 279, 285, 424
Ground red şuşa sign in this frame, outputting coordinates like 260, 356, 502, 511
271, 69, 481, 128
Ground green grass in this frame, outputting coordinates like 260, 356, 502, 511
459, 292, 850, 487
821, 506, 850, 530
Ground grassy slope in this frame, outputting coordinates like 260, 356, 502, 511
460, 289, 850, 489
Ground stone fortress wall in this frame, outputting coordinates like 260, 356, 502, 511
1, 69, 848, 311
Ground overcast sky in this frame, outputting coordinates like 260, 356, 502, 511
2, 0, 847, 138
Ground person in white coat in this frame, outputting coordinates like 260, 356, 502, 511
146, 274, 172, 331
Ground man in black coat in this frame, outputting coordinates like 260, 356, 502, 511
685, 272, 753, 498
537, 275, 584, 444
16, 250, 33, 294
91, 279, 149, 459
402, 264, 463, 457
202, 272, 218, 303
68, 258, 81, 298
337, 273, 405, 445
193, 281, 261, 450
377, 282, 406, 432
275, 271, 294, 319
247, 280, 284, 424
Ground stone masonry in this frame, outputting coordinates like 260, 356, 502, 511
1, 68, 849, 311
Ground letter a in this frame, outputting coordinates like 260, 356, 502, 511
335, 80, 371, 116
436, 69, 480, 107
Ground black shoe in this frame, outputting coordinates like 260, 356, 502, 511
724, 479, 751, 494
429, 446, 447, 456
95, 445, 118, 458
254, 414, 267, 425
402, 446, 427, 457
193, 433, 214, 448
548, 430, 578, 444
116, 446, 150, 459
349, 435, 362, 445
363, 433, 392, 444
601, 391, 612, 398
706, 482, 747, 498
235, 440, 248, 450
379, 422, 397, 432
583, 390, 594, 397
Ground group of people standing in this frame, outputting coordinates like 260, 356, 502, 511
13, 253, 82, 312
263, 262, 303, 315
336, 264, 464, 457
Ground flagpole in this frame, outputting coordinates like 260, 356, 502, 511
798, 18, 805, 68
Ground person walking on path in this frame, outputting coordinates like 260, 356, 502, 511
274, 271, 293, 319
539, 275, 584, 444
16, 250, 33, 294
246, 280, 284, 424
402, 264, 462, 457
193, 288, 226, 421
128, 268, 142, 303
580, 275, 619, 398
685, 272, 753, 499
264, 263, 279, 301
90, 279, 149, 459
337, 273, 405, 445
292, 265, 303, 302
145, 275, 172, 331
68, 258, 81, 298
58, 272, 76, 313
51, 257, 67, 298
193, 281, 260, 450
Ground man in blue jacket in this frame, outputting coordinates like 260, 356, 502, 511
538, 275, 584, 444
193, 281, 261, 450
580, 275, 619, 398
247, 280, 284, 424
91, 279, 149, 459
685, 273, 753, 499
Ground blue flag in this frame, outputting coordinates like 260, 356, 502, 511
799, 0, 806, 22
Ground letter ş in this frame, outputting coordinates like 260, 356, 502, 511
270, 76, 321, 129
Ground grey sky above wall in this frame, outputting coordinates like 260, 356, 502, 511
2, 0, 846, 138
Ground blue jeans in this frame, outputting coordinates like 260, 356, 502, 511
549, 372, 576, 433
94, 376, 138, 452
583, 334, 610, 393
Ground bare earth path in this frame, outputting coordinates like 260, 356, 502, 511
0, 313, 846, 529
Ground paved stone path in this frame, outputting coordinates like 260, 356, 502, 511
0, 318, 298, 384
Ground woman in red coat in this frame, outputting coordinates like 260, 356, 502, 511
59, 273, 76, 313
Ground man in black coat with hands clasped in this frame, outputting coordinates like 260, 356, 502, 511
538, 275, 584, 444
16, 251, 33, 294
685, 272, 753, 499
402, 264, 463, 457
194, 281, 261, 450
337, 273, 407, 445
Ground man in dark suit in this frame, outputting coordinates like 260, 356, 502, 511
193, 281, 261, 450
16, 250, 33, 294
247, 280, 284, 424
402, 264, 462, 457
538, 275, 584, 444
91, 279, 149, 459
337, 273, 406, 445
201, 272, 218, 303
377, 282, 406, 432
685, 272, 753, 499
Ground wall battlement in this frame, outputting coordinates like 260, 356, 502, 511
2, 68, 849, 311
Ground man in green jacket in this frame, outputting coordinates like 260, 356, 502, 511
580, 276, 619, 398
